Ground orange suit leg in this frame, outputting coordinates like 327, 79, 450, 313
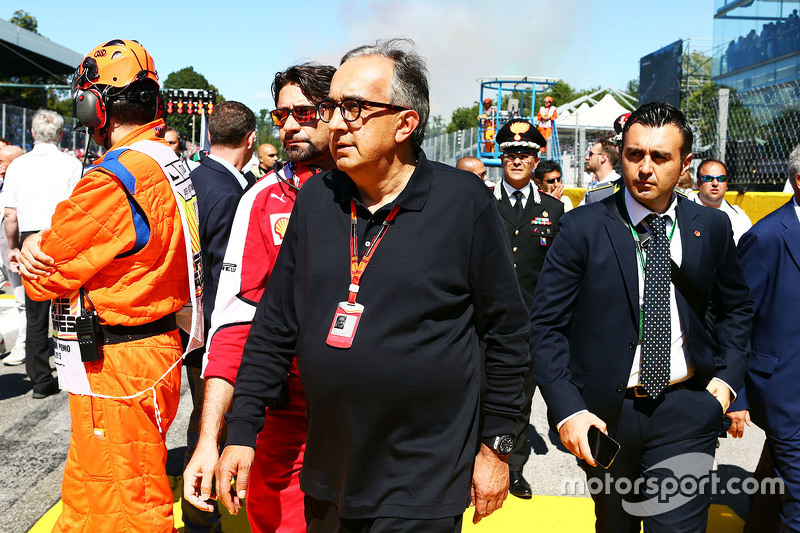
53, 331, 183, 533
246, 375, 307, 533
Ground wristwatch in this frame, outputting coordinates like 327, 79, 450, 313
482, 434, 515, 455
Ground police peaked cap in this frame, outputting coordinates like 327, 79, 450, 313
496, 120, 547, 152
614, 113, 631, 135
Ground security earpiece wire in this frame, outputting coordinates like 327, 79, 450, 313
276, 163, 302, 192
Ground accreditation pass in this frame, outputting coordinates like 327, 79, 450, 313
326, 301, 364, 349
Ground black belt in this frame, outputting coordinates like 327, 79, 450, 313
625, 379, 697, 399
101, 313, 177, 345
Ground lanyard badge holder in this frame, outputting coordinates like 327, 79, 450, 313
76, 288, 104, 362
326, 201, 400, 349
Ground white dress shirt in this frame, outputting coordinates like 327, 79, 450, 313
691, 195, 752, 244
3, 143, 83, 232
502, 179, 531, 209
624, 188, 691, 388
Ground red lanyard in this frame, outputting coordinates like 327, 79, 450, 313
349, 199, 400, 304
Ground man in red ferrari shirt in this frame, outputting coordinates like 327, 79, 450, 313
183, 63, 336, 532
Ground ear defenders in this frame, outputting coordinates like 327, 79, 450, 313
73, 83, 163, 131
74, 88, 108, 130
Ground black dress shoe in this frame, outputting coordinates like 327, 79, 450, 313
509, 470, 532, 499
33, 380, 61, 399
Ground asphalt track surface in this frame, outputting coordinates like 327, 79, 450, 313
0, 296, 768, 533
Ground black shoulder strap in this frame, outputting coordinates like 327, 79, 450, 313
603, 190, 707, 325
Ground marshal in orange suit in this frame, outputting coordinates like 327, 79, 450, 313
20, 40, 199, 532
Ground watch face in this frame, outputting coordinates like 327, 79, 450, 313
497, 435, 515, 455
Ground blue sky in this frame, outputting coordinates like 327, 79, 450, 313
10, 0, 716, 120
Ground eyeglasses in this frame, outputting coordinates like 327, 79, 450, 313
699, 174, 729, 182
586, 150, 601, 157
270, 106, 318, 127
317, 98, 409, 123
502, 153, 535, 163
545, 177, 563, 184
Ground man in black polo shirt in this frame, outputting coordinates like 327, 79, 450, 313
217, 39, 529, 533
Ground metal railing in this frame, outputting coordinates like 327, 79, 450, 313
0, 103, 88, 153
423, 79, 800, 191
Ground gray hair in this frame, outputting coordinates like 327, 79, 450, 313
790, 144, 800, 184
341, 38, 430, 150
31, 110, 64, 145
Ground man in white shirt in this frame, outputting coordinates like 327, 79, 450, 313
0, 144, 25, 362
3, 110, 82, 393
693, 158, 752, 244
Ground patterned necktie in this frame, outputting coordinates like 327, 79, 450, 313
513, 190, 524, 217
640, 213, 671, 397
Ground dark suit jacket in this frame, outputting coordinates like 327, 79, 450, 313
530, 188, 753, 435
189, 156, 250, 341
730, 200, 800, 439
496, 183, 564, 311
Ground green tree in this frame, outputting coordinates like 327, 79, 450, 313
626, 79, 639, 102
446, 103, 479, 133
10, 10, 38, 34
426, 114, 446, 137
256, 108, 282, 157
163, 67, 224, 144
683, 82, 752, 154
760, 108, 800, 163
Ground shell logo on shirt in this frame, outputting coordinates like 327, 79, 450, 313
270, 213, 292, 245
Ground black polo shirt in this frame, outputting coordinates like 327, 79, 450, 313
226, 151, 529, 519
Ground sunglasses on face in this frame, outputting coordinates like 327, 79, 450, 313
270, 106, 318, 127
699, 174, 729, 182
545, 177, 562, 184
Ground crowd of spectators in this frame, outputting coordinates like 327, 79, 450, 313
725, 9, 800, 72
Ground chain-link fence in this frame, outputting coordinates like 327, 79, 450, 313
423, 79, 799, 191
686, 79, 800, 191
0, 103, 88, 154
421, 123, 614, 187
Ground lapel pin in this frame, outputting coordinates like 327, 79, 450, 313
694, 230, 700, 237
543, 211, 548, 217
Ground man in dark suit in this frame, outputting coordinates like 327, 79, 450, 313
727, 143, 800, 532
530, 101, 753, 532
492, 119, 563, 498
185, 100, 257, 532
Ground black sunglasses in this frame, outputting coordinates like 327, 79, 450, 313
699, 174, 729, 182
270, 106, 318, 127
317, 98, 408, 123
545, 177, 563, 184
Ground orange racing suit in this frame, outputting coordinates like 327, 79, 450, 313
23, 119, 192, 532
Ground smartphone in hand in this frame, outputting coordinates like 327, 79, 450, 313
588, 426, 621, 469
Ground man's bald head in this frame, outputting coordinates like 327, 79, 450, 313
258, 143, 279, 169
456, 156, 487, 180
0, 145, 24, 178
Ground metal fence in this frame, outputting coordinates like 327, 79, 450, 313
421, 124, 612, 187
0, 103, 88, 153
687, 79, 800, 191
423, 79, 800, 191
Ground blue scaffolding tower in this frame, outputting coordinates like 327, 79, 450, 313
477, 76, 561, 167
